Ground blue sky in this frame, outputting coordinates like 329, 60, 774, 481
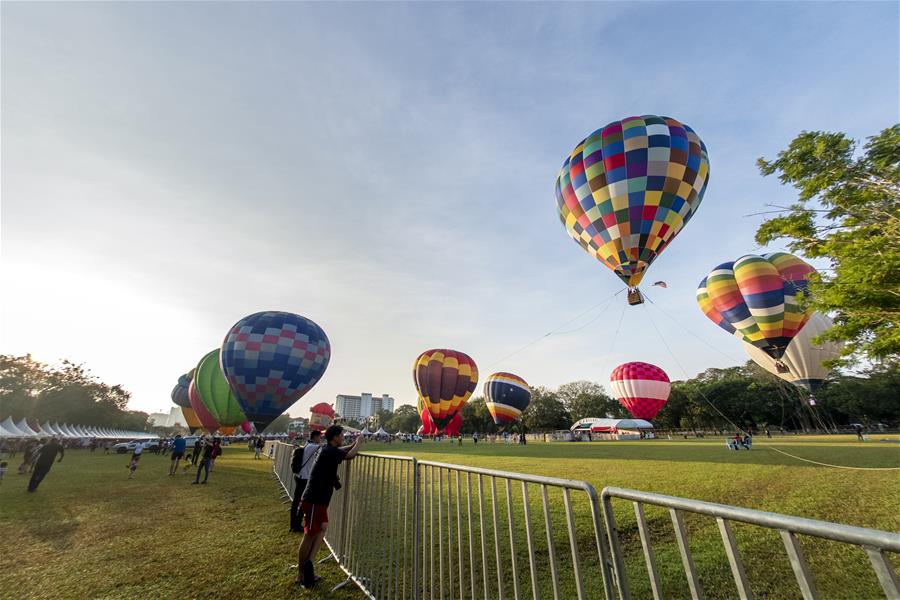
2, 2, 898, 416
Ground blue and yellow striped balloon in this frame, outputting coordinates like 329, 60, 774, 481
484, 372, 531, 426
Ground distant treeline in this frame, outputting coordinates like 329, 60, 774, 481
457, 362, 899, 434
0, 355, 150, 431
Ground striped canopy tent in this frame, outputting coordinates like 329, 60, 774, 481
570, 418, 654, 433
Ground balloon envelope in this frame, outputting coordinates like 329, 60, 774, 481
744, 312, 843, 392
309, 402, 335, 432
221, 311, 331, 431
610, 362, 671, 420
701, 252, 815, 360
195, 349, 247, 427
240, 420, 253, 434
484, 372, 531, 426
556, 115, 710, 288
181, 406, 202, 432
189, 379, 220, 433
171, 373, 192, 409
413, 349, 478, 430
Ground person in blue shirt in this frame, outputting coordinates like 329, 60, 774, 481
168, 435, 188, 476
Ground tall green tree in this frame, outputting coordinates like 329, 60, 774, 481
556, 380, 626, 422
459, 397, 496, 434
385, 404, 420, 433
521, 387, 570, 432
755, 125, 900, 365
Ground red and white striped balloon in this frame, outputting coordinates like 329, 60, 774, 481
610, 362, 671, 420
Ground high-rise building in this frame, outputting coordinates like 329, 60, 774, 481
335, 393, 395, 420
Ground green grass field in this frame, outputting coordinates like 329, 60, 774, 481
0, 447, 362, 600
371, 434, 900, 599
1, 436, 897, 599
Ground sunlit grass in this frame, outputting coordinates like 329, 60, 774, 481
0, 447, 363, 600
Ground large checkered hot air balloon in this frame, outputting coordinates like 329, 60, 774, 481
556, 115, 710, 303
221, 311, 331, 432
195, 349, 247, 427
413, 349, 478, 430
484, 372, 531, 427
699, 252, 815, 360
610, 362, 671, 420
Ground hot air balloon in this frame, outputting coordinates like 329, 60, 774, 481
171, 372, 193, 408
309, 402, 335, 432
195, 349, 247, 427
413, 349, 478, 430
419, 408, 436, 436
700, 252, 815, 360
444, 412, 462, 437
743, 312, 843, 393
484, 372, 531, 426
181, 406, 203, 432
218, 426, 237, 435
610, 362, 671, 420
221, 311, 331, 432
189, 379, 220, 434
240, 420, 253, 434
556, 115, 710, 304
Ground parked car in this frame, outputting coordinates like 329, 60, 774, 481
113, 440, 159, 454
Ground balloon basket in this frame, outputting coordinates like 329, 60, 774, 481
627, 289, 644, 306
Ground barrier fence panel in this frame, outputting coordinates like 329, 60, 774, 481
600, 486, 900, 600
267, 443, 898, 600
415, 459, 615, 600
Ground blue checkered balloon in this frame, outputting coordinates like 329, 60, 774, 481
220, 311, 331, 431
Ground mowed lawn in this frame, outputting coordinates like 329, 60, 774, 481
0, 447, 363, 600
371, 434, 900, 599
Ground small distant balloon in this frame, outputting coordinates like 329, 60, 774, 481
309, 402, 335, 432
413, 349, 478, 430
484, 372, 531, 426
652, 281, 668, 288
610, 362, 671, 420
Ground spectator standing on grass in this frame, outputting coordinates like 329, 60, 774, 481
254, 436, 265, 459
192, 440, 214, 484
208, 439, 222, 471
290, 430, 322, 532
169, 434, 187, 476
127, 441, 145, 479
27, 437, 64, 492
296, 425, 363, 588
191, 438, 203, 465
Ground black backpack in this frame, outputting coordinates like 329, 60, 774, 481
291, 446, 304, 474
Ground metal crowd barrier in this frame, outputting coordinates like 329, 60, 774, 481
601, 487, 900, 600
267, 443, 900, 600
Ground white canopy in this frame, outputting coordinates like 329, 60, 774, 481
40, 422, 60, 436
15, 419, 40, 437
374, 427, 389, 436
360, 427, 372, 435
570, 418, 654, 431
0, 417, 26, 438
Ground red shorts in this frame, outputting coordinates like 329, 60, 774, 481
300, 501, 328, 535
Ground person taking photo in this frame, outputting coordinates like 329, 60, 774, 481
295, 425, 362, 588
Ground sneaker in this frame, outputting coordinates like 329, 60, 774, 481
191, 481, 199, 484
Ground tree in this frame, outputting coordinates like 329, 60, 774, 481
459, 397, 496, 434
755, 125, 900, 365
385, 404, 420, 433
0, 354, 147, 429
555, 380, 625, 422
263, 414, 293, 433
521, 387, 570, 432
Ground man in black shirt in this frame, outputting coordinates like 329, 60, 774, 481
27, 437, 65, 492
296, 425, 362, 588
